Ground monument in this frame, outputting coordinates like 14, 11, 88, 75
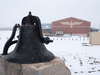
0, 12, 71, 75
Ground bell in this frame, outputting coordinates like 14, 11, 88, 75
2, 12, 55, 64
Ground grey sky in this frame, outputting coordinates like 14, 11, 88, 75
0, 0, 100, 28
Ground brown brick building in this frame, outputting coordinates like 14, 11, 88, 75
52, 17, 91, 35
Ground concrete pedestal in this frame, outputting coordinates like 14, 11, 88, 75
0, 55, 71, 75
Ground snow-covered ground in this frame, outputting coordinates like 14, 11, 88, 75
0, 31, 100, 75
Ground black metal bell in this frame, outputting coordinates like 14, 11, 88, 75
2, 12, 55, 64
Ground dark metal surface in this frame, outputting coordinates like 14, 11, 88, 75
3, 12, 55, 64
2, 24, 20, 55
22, 11, 53, 44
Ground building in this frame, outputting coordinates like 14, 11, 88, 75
0, 27, 13, 31
52, 17, 91, 36
90, 27, 98, 32
41, 23, 52, 29
89, 32, 100, 45
41, 23, 52, 35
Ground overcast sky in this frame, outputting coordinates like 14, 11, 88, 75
0, 0, 100, 28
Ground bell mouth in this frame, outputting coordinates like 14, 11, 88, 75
5, 50, 55, 64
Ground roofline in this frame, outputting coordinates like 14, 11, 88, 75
52, 17, 91, 23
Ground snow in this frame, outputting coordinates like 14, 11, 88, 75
0, 31, 100, 75
46, 37, 100, 75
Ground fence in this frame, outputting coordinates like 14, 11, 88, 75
51, 37, 89, 41
0, 37, 89, 41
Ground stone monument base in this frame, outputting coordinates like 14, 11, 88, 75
0, 55, 71, 75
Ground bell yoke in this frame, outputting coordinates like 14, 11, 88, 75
2, 12, 55, 64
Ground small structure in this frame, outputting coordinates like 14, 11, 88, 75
89, 32, 100, 45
